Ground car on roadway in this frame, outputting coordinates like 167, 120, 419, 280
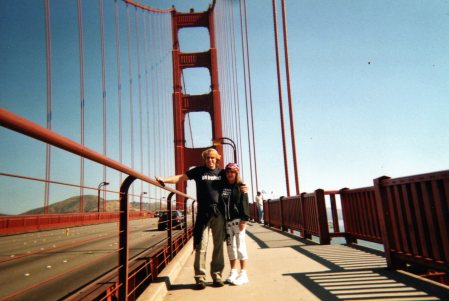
157, 210, 185, 230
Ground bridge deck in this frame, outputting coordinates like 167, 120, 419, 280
139, 223, 449, 301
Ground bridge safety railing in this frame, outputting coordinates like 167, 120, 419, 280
339, 186, 382, 244
0, 211, 149, 235
0, 108, 196, 301
259, 189, 330, 245
251, 169, 449, 280
374, 171, 449, 274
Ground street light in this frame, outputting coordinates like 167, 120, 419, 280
160, 196, 165, 210
213, 137, 237, 163
97, 181, 109, 213
140, 192, 147, 212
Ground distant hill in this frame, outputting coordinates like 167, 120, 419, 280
21, 195, 147, 215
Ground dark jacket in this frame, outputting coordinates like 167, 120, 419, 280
219, 183, 250, 222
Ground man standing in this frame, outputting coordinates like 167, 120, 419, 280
156, 148, 225, 289
255, 191, 264, 224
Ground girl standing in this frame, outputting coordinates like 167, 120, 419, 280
220, 163, 250, 285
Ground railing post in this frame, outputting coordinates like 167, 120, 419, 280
167, 192, 175, 259
279, 196, 285, 231
329, 193, 340, 233
266, 200, 270, 226
300, 193, 309, 239
183, 198, 189, 238
373, 175, 404, 269
315, 189, 330, 245
339, 188, 357, 244
118, 175, 136, 301
191, 200, 196, 227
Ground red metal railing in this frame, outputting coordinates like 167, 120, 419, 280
252, 170, 449, 280
374, 171, 449, 273
0, 211, 150, 235
340, 186, 382, 244
0, 107, 196, 300
259, 190, 330, 244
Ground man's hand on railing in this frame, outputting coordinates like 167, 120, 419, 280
155, 177, 165, 187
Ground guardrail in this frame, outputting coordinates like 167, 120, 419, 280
0, 211, 150, 235
0, 108, 196, 301
374, 171, 449, 273
251, 169, 449, 282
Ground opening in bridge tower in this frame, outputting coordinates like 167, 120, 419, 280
171, 6, 223, 209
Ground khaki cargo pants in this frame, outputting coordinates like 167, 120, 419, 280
194, 214, 225, 283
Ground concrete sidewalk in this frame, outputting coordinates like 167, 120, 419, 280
138, 222, 449, 301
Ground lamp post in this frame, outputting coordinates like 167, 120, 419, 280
140, 191, 147, 212
160, 196, 165, 210
213, 137, 237, 163
97, 181, 109, 213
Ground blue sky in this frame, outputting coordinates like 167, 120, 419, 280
133, 0, 449, 197
1, 0, 449, 214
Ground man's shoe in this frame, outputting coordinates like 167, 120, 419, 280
195, 279, 206, 290
212, 279, 224, 287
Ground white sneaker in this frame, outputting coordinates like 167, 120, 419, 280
233, 271, 249, 285
226, 269, 239, 284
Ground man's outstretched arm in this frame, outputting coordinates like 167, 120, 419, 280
156, 174, 188, 185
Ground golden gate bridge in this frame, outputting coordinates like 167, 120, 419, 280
0, 1, 448, 300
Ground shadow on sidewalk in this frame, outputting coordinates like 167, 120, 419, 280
247, 223, 449, 300
284, 267, 449, 301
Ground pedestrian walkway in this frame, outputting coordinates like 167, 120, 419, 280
138, 223, 449, 301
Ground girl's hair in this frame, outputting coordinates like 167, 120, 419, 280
225, 163, 242, 184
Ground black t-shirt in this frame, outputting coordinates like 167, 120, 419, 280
185, 166, 224, 213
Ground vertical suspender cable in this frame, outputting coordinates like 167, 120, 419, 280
155, 14, 161, 181
281, 0, 300, 195
114, 0, 123, 185
143, 12, 151, 197
126, 4, 134, 172
229, 4, 243, 165
237, 0, 250, 181
126, 3, 135, 202
44, 0, 52, 214
165, 14, 171, 181
226, 1, 243, 165
229, 1, 241, 159
227, 1, 235, 146
135, 7, 144, 194
272, 0, 290, 196
77, 0, 86, 210
243, 0, 259, 196
222, 1, 231, 149
150, 13, 158, 199
99, 0, 108, 209
162, 14, 169, 178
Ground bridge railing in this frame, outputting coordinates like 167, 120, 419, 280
260, 189, 330, 245
339, 186, 383, 244
252, 169, 449, 278
374, 171, 449, 273
0, 211, 150, 235
0, 108, 196, 301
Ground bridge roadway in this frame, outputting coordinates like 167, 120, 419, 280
139, 223, 449, 301
0, 218, 184, 301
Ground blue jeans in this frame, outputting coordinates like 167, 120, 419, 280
257, 207, 263, 223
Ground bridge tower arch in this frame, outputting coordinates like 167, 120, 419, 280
171, 6, 223, 208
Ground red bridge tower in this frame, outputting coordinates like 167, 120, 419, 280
171, 6, 223, 208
